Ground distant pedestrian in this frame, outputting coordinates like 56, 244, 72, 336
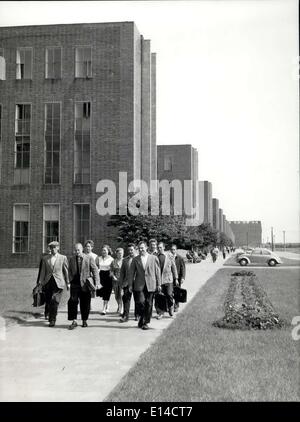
222, 247, 226, 259
211, 246, 219, 263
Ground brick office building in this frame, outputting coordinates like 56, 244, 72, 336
229, 221, 262, 247
157, 144, 198, 216
0, 22, 156, 267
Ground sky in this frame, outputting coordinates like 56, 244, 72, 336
0, 0, 299, 243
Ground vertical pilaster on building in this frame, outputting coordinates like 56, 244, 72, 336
218, 208, 224, 233
141, 38, 152, 187
198, 180, 213, 226
151, 53, 157, 184
212, 198, 219, 230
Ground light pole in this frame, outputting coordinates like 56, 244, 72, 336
271, 227, 274, 251
283, 230, 286, 251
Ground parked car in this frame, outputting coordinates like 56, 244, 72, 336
236, 248, 282, 267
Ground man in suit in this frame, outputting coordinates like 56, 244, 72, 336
37, 241, 69, 327
128, 241, 161, 330
170, 244, 186, 312
68, 243, 100, 329
148, 239, 158, 256
119, 243, 137, 323
156, 242, 178, 319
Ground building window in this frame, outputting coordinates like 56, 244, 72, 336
44, 103, 60, 184
74, 102, 90, 184
13, 204, 30, 253
45, 47, 62, 79
43, 204, 59, 252
14, 104, 30, 184
75, 47, 92, 78
164, 156, 173, 171
16, 48, 32, 79
0, 49, 5, 80
74, 204, 90, 244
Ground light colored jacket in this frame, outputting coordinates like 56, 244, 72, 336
38, 253, 69, 289
128, 254, 161, 292
68, 254, 100, 289
159, 252, 178, 284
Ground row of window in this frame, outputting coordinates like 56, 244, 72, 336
0, 101, 91, 184
12, 204, 90, 254
0, 46, 92, 80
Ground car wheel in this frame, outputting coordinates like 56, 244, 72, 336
268, 259, 277, 267
239, 258, 248, 266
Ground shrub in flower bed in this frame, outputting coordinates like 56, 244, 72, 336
213, 270, 286, 330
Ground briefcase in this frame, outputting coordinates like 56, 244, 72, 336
154, 292, 168, 313
96, 287, 104, 297
32, 286, 45, 307
174, 286, 187, 303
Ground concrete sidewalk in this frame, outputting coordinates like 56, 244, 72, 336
0, 255, 226, 402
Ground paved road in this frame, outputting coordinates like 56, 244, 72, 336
0, 255, 225, 402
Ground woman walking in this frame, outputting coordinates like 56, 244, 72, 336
110, 247, 124, 315
98, 245, 114, 315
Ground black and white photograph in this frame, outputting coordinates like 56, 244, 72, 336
0, 0, 299, 408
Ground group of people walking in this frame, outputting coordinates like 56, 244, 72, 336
36, 239, 186, 331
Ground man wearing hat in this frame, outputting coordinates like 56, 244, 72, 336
67, 243, 100, 329
37, 241, 69, 327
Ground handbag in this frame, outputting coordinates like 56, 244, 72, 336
96, 287, 104, 297
32, 285, 45, 307
154, 292, 168, 313
174, 286, 187, 303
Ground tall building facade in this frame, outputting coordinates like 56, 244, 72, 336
0, 22, 156, 267
198, 181, 213, 225
229, 221, 262, 247
218, 208, 224, 232
157, 144, 198, 217
212, 198, 219, 230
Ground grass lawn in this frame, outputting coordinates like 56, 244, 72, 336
0, 268, 68, 326
105, 267, 299, 402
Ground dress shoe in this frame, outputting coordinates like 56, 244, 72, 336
120, 316, 129, 323
49, 321, 55, 327
168, 306, 174, 317
142, 324, 149, 330
101, 310, 106, 315
68, 321, 78, 330
82, 321, 88, 328
156, 314, 163, 320
138, 317, 144, 328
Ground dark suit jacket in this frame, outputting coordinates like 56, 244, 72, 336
174, 254, 186, 284
118, 255, 134, 288
68, 254, 99, 289
128, 254, 161, 292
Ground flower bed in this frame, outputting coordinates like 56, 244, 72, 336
213, 270, 286, 330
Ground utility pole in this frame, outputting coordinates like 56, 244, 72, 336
283, 230, 286, 251
271, 227, 274, 251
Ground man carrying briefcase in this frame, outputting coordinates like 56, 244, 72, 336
170, 244, 186, 312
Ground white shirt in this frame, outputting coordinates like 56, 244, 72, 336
86, 252, 98, 261
140, 253, 149, 270
98, 255, 114, 271
50, 253, 58, 269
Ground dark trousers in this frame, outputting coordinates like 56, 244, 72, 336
68, 285, 91, 321
134, 284, 154, 325
122, 286, 139, 319
157, 283, 174, 314
174, 280, 182, 310
44, 276, 63, 323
